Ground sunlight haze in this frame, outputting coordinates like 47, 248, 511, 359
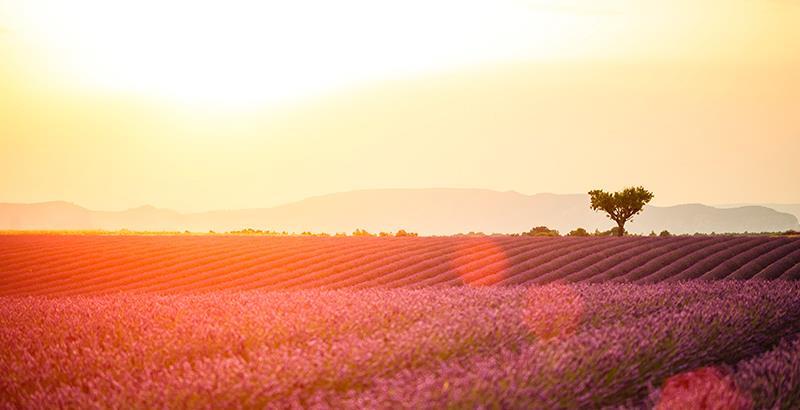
1, 0, 798, 211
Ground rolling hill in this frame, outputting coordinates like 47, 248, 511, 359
1, 189, 798, 234
719, 203, 800, 224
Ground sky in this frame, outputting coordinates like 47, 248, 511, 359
0, 0, 798, 212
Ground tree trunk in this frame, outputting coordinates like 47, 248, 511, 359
616, 220, 626, 237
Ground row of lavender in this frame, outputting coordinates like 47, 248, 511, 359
3, 236, 800, 296
646, 334, 800, 409
2, 281, 800, 408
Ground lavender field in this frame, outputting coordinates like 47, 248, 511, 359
3, 0, 799, 407
2, 281, 799, 409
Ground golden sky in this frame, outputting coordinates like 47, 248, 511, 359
1, 0, 799, 211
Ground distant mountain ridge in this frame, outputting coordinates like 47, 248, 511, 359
718, 204, 800, 224
1, 189, 798, 235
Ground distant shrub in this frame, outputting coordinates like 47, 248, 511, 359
395, 229, 418, 237
660, 230, 672, 237
568, 228, 590, 237
228, 229, 331, 236
352, 228, 374, 237
379, 231, 392, 237
454, 231, 487, 237
229, 228, 275, 235
523, 226, 560, 237
593, 227, 622, 236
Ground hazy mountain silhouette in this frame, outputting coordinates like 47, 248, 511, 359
1, 189, 798, 234
718, 204, 800, 225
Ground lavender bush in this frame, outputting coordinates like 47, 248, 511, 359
1, 281, 799, 409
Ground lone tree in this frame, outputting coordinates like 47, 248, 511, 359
588, 186, 654, 237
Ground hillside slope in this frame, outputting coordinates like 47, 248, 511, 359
2, 189, 799, 234
720, 203, 800, 224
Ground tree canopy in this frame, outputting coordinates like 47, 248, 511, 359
589, 186, 654, 236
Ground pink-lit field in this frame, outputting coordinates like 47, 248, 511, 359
2, 235, 800, 295
2, 235, 800, 408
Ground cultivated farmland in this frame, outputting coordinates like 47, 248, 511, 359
1, 235, 799, 295
2, 283, 800, 409
2, 235, 800, 409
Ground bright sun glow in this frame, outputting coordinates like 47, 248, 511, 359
2, 0, 797, 211
7, 0, 601, 107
